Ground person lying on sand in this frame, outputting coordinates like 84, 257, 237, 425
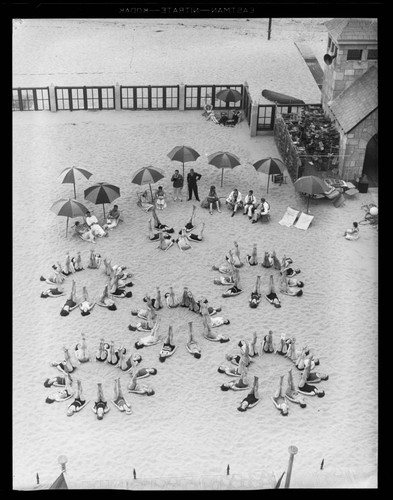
265, 275, 281, 308
51, 347, 77, 374
61, 252, 75, 276
165, 286, 180, 307
222, 267, 243, 297
262, 330, 275, 353
96, 284, 117, 311
60, 279, 79, 316
95, 339, 109, 362
249, 275, 262, 308
297, 361, 325, 397
238, 332, 258, 357
127, 371, 155, 396
226, 345, 252, 367
158, 325, 177, 362
111, 377, 132, 414
202, 314, 230, 343
46, 373, 74, 404
157, 230, 175, 251
75, 334, 90, 363
148, 217, 172, 241
280, 271, 303, 297
134, 321, 161, 349
186, 221, 205, 242
184, 204, 197, 232
199, 301, 230, 327
275, 334, 288, 356
129, 308, 155, 332
271, 250, 281, 270
117, 348, 142, 372
285, 369, 307, 408
271, 375, 289, 416
131, 297, 158, 321
87, 249, 101, 269
228, 241, 243, 268
41, 271, 65, 298
71, 251, 83, 272
40, 262, 66, 285
176, 228, 192, 251
110, 273, 132, 298
261, 251, 273, 268
106, 341, 122, 366
221, 359, 249, 391
246, 243, 258, 266
44, 374, 71, 388
92, 383, 110, 420
186, 321, 201, 359
151, 208, 174, 233
237, 376, 260, 412
67, 379, 88, 416
79, 286, 96, 316
212, 249, 236, 274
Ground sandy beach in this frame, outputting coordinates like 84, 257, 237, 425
12, 18, 378, 489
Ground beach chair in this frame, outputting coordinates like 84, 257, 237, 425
278, 207, 300, 227
294, 212, 314, 230
137, 191, 154, 213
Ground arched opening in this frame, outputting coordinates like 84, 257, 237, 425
362, 133, 378, 186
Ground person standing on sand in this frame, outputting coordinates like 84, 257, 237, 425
171, 169, 184, 201
187, 168, 202, 201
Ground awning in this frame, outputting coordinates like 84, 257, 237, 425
261, 89, 305, 105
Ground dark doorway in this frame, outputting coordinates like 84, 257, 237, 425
362, 134, 378, 186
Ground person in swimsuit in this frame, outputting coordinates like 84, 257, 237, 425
165, 287, 180, 307
134, 321, 161, 349
92, 383, 110, 420
280, 257, 301, 278
202, 314, 230, 343
176, 228, 192, 251
110, 273, 132, 298
46, 373, 74, 404
238, 332, 259, 358
87, 249, 102, 269
96, 339, 109, 362
186, 321, 201, 359
112, 377, 132, 414
71, 252, 83, 272
265, 275, 281, 308
200, 301, 229, 327
237, 376, 260, 411
297, 361, 325, 397
222, 267, 243, 297
44, 374, 71, 388
51, 346, 77, 374
67, 379, 88, 416
303, 357, 329, 383
285, 369, 307, 408
262, 330, 275, 353
295, 347, 320, 371
212, 249, 236, 275
151, 208, 175, 233
137, 189, 154, 213
226, 344, 252, 368
246, 243, 258, 266
117, 348, 142, 372
60, 279, 79, 316
96, 284, 117, 311
148, 217, 172, 242
74, 220, 96, 243
271, 375, 289, 416
75, 334, 90, 363
127, 371, 155, 396
106, 341, 122, 366
154, 185, 167, 210
61, 252, 75, 276
187, 221, 205, 243
275, 334, 288, 356
280, 271, 303, 297
221, 359, 249, 391
40, 262, 66, 285
271, 250, 281, 270
261, 251, 273, 268
79, 286, 96, 316
229, 241, 243, 268
131, 297, 158, 322
41, 270, 65, 298
157, 230, 175, 251
129, 307, 155, 332
158, 325, 177, 362
206, 185, 222, 214
249, 275, 262, 308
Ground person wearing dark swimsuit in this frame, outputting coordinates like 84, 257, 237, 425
159, 326, 177, 362
187, 222, 205, 242
67, 380, 88, 416
96, 340, 109, 362
238, 376, 260, 411
92, 383, 110, 420
60, 280, 78, 316
265, 275, 281, 308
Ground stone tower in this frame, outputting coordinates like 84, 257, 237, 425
321, 18, 378, 111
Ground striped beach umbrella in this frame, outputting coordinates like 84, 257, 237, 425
50, 198, 88, 237
60, 166, 92, 199
131, 166, 165, 201
84, 182, 120, 219
167, 145, 200, 178
207, 151, 241, 187
216, 88, 243, 103
294, 175, 329, 213
253, 157, 286, 193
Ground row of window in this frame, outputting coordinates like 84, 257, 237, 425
327, 37, 378, 61
13, 85, 244, 111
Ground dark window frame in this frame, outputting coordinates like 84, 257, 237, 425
347, 49, 363, 61
367, 49, 378, 60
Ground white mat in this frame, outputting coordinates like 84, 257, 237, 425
278, 207, 300, 227
294, 212, 314, 230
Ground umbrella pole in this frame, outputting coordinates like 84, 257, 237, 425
307, 195, 310, 214
149, 183, 154, 202
221, 168, 224, 187
103, 204, 106, 219
267, 175, 270, 194
182, 161, 185, 179
73, 182, 76, 199
66, 217, 69, 237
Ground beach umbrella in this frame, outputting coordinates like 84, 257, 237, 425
253, 157, 286, 193
84, 182, 120, 219
131, 166, 165, 202
167, 145, 200, 178
207, 151, 241, 187
59, 166, 92, 199
294, 175, 329, 213
216, 88, 243, 104
50, 198, 88, 237
275, 471, 286, 489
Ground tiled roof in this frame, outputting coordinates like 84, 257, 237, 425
329, 65, 378, 133
324, 18, 378, 42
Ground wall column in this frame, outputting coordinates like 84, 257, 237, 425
249, 103, 258, 137
115, 82, 121, 111
49, 83, 57, 112
178, 82, 185, 111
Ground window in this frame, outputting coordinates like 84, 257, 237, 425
367, 49, 378, 60
86, 88, 100, 109
151, 87, 164, 109
135, 87, 149, 109
56, 88, 70, 110
121, 87, 134, 109
257, 105, 274, 130
165, 87, 178, 109
347, 49, 363, 61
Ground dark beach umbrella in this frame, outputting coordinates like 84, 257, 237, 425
131, 166, 165, 202
261, 89, 305, 105
60, 166, 92, 199
253, 157, 286, 193
50, 198, 88, 237
167, 145, 200, 178
84, 182, 120, 219
216, 88, 243, 103
207, 151, 241, 187
275, 471, 286, 489
294, 175, 328, 213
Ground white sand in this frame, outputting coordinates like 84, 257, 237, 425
12, 19, 378, 489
